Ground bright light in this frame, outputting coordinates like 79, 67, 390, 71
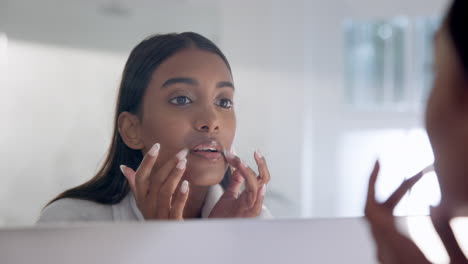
407, 216, 468, 263
407, 216, 449, 263
451, 216, 468, 259
337, 128, 436, 216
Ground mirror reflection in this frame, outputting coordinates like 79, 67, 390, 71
0, 0, 449, 227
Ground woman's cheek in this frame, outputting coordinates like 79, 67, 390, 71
225, 114, 237, 147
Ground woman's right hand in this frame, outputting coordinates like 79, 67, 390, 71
119, 143, 190, 220
365, 161, 430, 264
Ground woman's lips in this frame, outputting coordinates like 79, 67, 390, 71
190, 150, 223, 161
189, 140, 224, 161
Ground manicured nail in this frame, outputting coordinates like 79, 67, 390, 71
119, 165, 127, 176
231, 146, 237, 155
223, 150, 235, 160
254, 149, 263, 159
261, 184, 267, 196
181, 180, 189, 194
148, 143, 160, 157
176, 149, 189, 160
176, 158, 187, 170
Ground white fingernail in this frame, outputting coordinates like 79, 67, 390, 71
181, 180, 189, 194
261, 184, 267, 196
231, 146, 237, 155
176, 149, 189, 160
148, 143, 160, 157
119, 165, 127, 176
223, 150, 235, 160
177, 158, 187, 170
255, 149, 263, 159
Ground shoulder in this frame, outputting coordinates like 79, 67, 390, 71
37, 198, 114, 224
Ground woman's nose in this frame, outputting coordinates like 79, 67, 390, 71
194, 107, 220, 133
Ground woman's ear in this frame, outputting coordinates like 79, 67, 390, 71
118, 112, 145, 150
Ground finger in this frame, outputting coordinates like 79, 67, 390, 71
242, 164, 259, 184
383, 171, 424, 210
254, 150, 271, 185
430, 206, 468, 263
366, 160, 380, 207
156, 158, 188, 219
120, 164, 137, 195
134, 143, 160, 201
250, 184, 266, 217
225, 153, 258, 208
170, 180, 190, 220
236, 189, 252, 214
223, 170, 244, 199
148, 149, 189, 200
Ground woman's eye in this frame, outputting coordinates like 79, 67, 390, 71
217, 98, 233, 109
169, 96, 193, 106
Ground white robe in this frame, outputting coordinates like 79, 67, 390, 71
37, 184, 272, 223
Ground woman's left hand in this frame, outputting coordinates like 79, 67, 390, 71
209, 151, 270, 218
365, 160, 431, 264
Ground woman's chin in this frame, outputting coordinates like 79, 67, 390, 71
183, 164, 227, 186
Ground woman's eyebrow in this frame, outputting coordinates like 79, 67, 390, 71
161, 77, 198, 88
217, 81, 235, 90
161, 77, 235, 90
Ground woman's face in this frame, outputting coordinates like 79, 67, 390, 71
425, 25, 468, 206
138, 48, 236, 186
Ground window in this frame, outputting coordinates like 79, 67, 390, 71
414, 17, 441, 104
344, 17, 440, 111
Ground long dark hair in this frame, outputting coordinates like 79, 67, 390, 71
447, 0, 468, 75
48, 32, 232, 206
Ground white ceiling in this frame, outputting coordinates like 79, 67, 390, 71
0, 0, 221, 52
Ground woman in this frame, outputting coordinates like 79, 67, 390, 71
365, 0, 468, 263
38, 32, 272, 222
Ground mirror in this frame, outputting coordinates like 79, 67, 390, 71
0, 0, 449, 227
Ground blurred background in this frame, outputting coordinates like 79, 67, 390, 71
0, 0, 449, 226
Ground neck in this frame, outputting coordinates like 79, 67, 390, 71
183, 184, 210, 219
